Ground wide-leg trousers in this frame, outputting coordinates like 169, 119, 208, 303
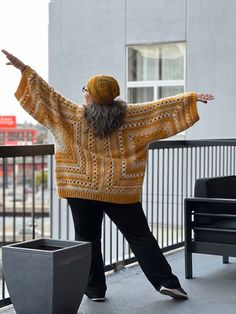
67, 198, 180, 295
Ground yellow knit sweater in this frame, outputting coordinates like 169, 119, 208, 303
15, 66, 199, 204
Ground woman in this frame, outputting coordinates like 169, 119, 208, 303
2, 49, 213, 302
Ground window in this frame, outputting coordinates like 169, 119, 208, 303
127, 42, 185, 103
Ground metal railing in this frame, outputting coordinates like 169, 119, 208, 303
0, 145, 54, 307
0, 139, 236, 307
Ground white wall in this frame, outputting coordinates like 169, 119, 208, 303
126, 0, 186, 44
49, 0, 126, 102
186, 0, 236, 139
49, 0, 236, 140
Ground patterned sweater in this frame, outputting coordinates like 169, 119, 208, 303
15, 66, 199, 204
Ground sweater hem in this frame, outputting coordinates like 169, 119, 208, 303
57, 189, 141, 204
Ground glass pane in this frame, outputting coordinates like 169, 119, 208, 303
157, 86, 184, 99
128, 43, 185, 81
128, 87, 154, 103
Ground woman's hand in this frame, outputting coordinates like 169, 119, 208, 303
1, 49, 26, 73
196, 93, 214, 103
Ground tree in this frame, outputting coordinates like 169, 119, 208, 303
35, 170, 48, 188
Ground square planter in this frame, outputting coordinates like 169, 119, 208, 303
2, 238, 91, 314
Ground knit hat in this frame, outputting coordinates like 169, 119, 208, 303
86, 75, 120, 105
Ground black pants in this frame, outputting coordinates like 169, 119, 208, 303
67, 198, 180, 295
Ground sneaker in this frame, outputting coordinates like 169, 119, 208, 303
159, 286, 188, 299
84, 290, 106, 302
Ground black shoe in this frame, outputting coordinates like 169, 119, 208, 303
159, 286, 188, 299
84, 289, 106, 302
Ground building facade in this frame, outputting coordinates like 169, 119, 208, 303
0, 116, 37, 145
48, 0, 236, 140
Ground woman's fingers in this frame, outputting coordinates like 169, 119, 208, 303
2, 49, 26, 72
204, 94, 214, 100
2, 50, 12, 60
197, 93, 214, 103
2, 50, 16, 63
2, 49, 9, 55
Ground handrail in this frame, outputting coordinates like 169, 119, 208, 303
1, 139, 236, 157
0, 144, 54, 157
149, 139, 236, 149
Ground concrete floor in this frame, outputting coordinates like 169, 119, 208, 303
1, 248, 236, 314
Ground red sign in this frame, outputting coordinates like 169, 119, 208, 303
0, 116, 16, 128
5, 141, 18, 146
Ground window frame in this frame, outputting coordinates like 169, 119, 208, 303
126, 42, 186, 101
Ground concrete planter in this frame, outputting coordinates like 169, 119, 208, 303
2, 238, 91, 314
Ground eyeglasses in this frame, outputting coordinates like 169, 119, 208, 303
82, 86, 88, 93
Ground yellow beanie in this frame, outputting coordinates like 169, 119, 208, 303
87, 75, 120, 105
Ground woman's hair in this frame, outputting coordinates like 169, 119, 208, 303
84, 99, 127, 138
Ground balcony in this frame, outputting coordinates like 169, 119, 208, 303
2, 249, 236, 313
0, 139, 236, 313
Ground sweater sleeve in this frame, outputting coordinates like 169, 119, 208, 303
15, 66, 81, 131
124, 92, 199, 144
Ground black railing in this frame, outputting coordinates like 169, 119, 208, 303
0, 139, 236, 307
0, 145, 54, 306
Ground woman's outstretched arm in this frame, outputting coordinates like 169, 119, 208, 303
1, 50, 80, 130
125, 90, 214, 145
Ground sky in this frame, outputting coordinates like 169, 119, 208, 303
0, 0, 49, 124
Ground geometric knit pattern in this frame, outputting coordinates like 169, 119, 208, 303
15, 66, 199, 204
